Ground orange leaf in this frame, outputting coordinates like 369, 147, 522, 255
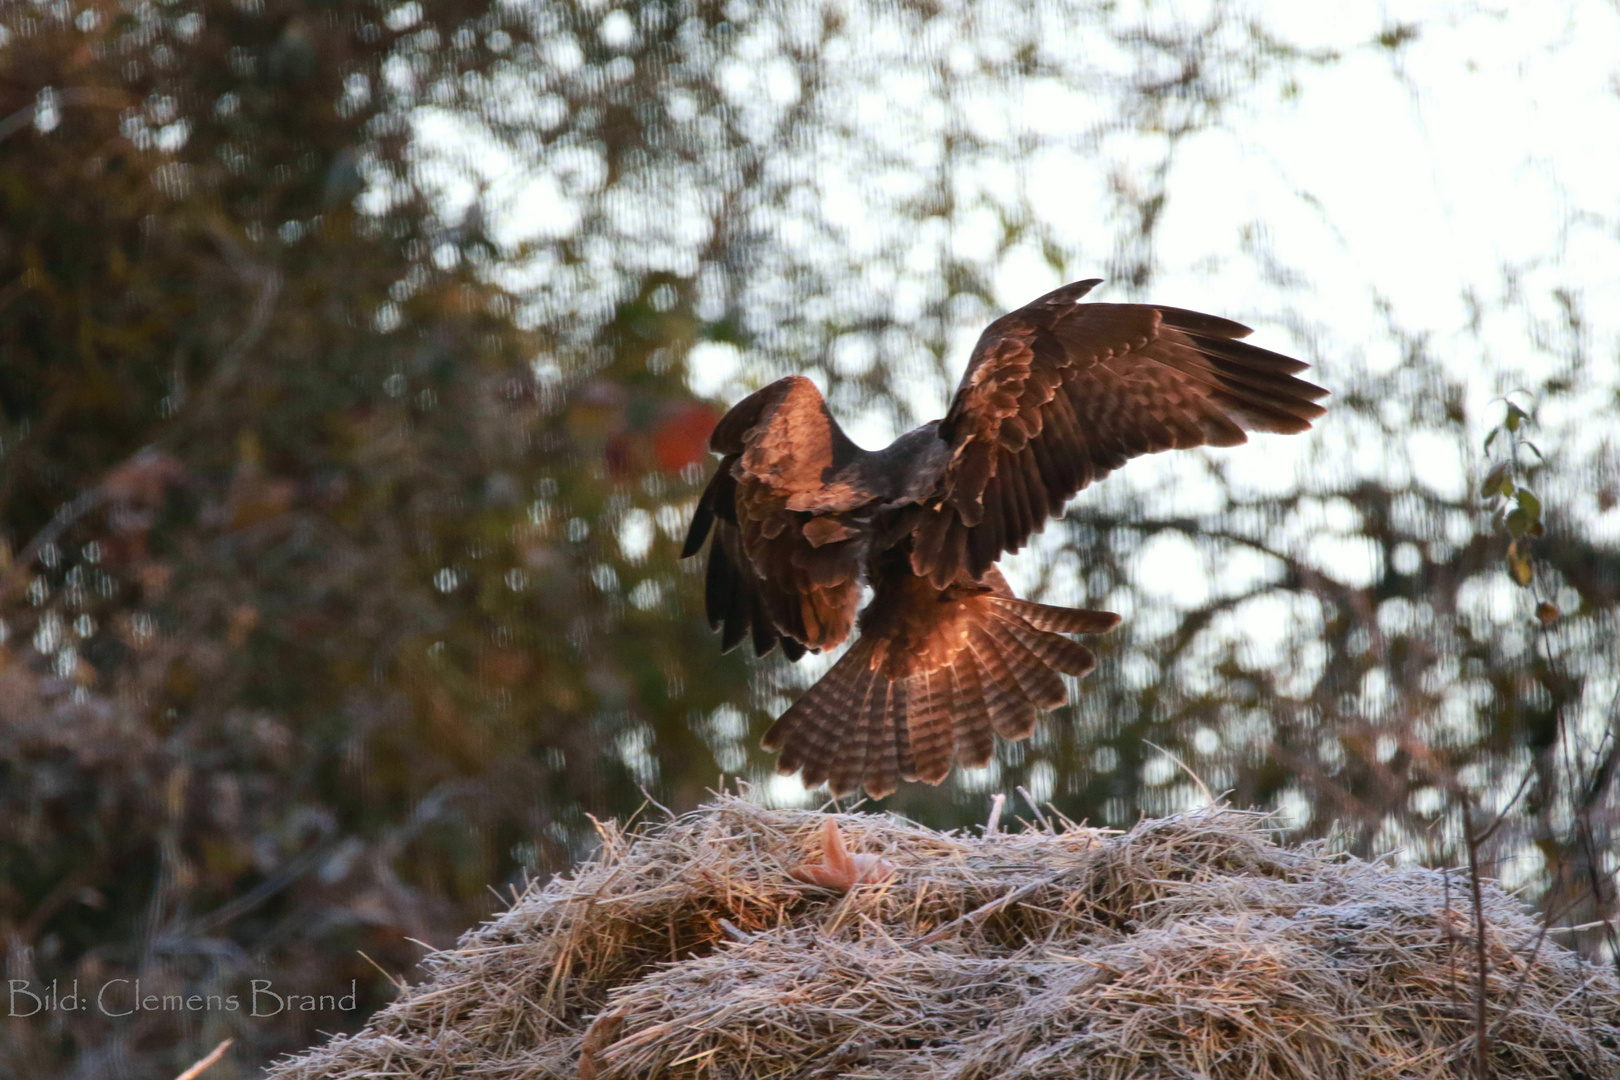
653, 402, 719, 473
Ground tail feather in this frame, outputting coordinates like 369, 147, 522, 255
764, 640, 873, 780
852, 674, 892, 799
826, 663, 882, 797
1002, 616, 1097, 678
866, 679, 905, 800
764, 689, 830, 785
992, 597, 1120, 635
905, 666, 956, 785
964, 627, 1039, 741
982, 623, 1066, 710
947, 658, 995, 769
891, 677, 917, 788
814, 653, 875, 790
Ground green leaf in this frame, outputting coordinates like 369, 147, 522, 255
1514, 489, 1541, 522
1505, 403, 1526, 432
1505, 508, 1531, 538
1483, 429, 1499, 452
1480, 464, 1511, 499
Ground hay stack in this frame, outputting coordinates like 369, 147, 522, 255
268, 797, 1620, 1079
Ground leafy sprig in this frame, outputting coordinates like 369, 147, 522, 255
1480, 398, 1556, 622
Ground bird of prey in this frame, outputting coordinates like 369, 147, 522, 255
682, 279, 1327, 799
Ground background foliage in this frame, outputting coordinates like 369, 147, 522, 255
1, 0, 1616, 1076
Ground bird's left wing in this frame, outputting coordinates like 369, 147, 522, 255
682, 376, 872, 658
910, 280, 1329, 587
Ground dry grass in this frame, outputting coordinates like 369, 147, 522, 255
267, 796, 1620, 1079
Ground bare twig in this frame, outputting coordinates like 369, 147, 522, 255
183, 224, 283, 422
1473, 765, 1536, 846
984, 793, 1005, 837
1015, 786, 1051, 832
1461, 799, 1490, 1080
184, 835, 342, 937
1142, 739, 1214, 806
357, 949, 408, 991
173, 1039, 232, 1080
1484, 836, 1607, 1054
0, 222, 281, 604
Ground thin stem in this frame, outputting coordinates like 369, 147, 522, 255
1461, 799, 1490, 1080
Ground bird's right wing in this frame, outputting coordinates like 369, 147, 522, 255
682, 376, 871, 658
910, 280, 1329, 587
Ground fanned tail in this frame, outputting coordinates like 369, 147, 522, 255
762, 562, 1117, 799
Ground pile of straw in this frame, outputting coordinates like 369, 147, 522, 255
268, 796, 1620, 1079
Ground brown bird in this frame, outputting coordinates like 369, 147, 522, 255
682, 279, 1327, 799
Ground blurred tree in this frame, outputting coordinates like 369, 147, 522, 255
0, 1, 744, 1074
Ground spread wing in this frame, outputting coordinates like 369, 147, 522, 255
682, 376, 873, 658
910, 279, 1329, 587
